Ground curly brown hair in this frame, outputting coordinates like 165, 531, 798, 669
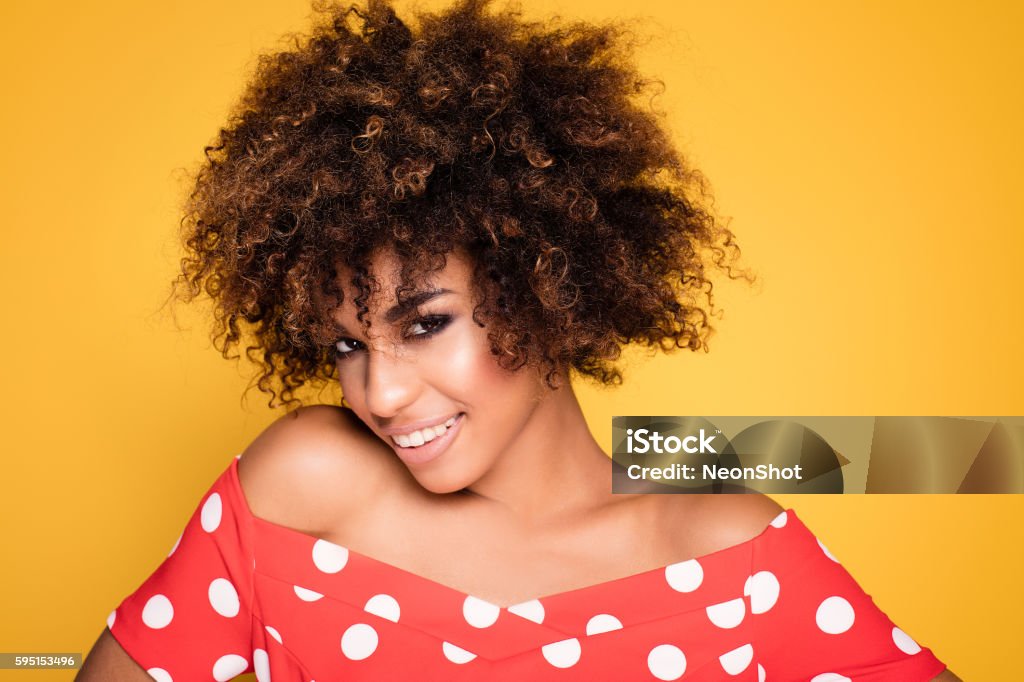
168, 0, 751, 409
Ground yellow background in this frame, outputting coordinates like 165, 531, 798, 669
1, 0, 1020, 678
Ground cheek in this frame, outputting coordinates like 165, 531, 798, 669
440, 325, 546, 415
429, 323, 512, 397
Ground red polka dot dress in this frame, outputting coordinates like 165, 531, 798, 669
108, 456, 949, 681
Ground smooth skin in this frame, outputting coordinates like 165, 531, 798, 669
76, 248, 962, 680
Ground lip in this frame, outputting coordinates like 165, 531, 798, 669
382, 412, 463, 436
389, 412, 465, 466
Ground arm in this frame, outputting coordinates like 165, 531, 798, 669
78, 444, 259, 678
79, 405, 388, 679
751, 509, 952, 680
75, 628, 153, 681
932, 671, 963, 681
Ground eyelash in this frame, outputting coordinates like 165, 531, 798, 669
333, 314, 452, 360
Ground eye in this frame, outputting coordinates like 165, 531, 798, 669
333, 314, 451, 361
406, 314, 451, 338
334, 338, 362, 359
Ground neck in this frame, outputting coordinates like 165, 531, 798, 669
461, 370, 611, 527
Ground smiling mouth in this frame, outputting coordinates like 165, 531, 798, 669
389, 413, 463, 449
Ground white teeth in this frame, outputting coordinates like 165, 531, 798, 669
392, 415, 460, 448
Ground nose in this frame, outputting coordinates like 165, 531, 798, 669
362, 341, 421, 419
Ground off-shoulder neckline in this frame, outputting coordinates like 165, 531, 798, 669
225, 454, 796, 610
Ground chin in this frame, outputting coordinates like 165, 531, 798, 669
411, 475, 464, 495
407, 465, 481, 496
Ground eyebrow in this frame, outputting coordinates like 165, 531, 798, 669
336, 288, 453, 334
384, 288, 453, 323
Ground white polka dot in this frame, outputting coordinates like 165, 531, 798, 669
892, 627, 922, 654
585, 613, 623, 635
212, 654, 248, 681
312, 539, 349, 574
744, 571, 781, 614
293, 585, 324, 602
462, 595, 500, 628
816, 596, 855, 634
201, 493, 222, 532
507, 599, 545, 624
106, 610, 116, 629
168, 533, 182, 557
364, 594, 400, 623
758, 663, 766, 682
209, 578, 240, 617
442, 641, 477, 664
141, 595, 173, 629
810, 675, 851, 682
235, 453, 242, 459
647, 644, 686, 680
706, 598, 745, 629
720, 643, 753, 675
146, 668, 172, 682
769, 510, 788, 528
253, 648, 270, 682
265, 625, 283, 644
541, 638, 581, 668
664, 559, 703, 593
818, 539, 839, 562
341, 623, 378, 660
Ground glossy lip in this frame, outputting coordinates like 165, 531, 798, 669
389, 412, 465, 466
382, 412, 462, 437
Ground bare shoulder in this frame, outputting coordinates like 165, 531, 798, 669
703, 492, 786, 547
236, 405, 397, 534
662, 491, 785, 556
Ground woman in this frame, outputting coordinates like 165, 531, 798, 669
78, 0, 960, 679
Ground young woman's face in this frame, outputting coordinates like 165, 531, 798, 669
331, 248, 549, 493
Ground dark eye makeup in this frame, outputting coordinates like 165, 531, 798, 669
333, 314, 452, 360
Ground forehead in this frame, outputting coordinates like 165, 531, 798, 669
332, 248, 473, 315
